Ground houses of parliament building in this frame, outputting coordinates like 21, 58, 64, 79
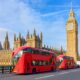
0, 29, 43, 51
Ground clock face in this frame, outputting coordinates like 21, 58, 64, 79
67, 23, 73, 30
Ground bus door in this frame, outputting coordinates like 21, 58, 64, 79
25, 55, 31, 73
23, 48, 32, 73
27, 62, 30, 72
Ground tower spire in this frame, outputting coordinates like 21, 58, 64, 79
27, 31, 29, 38
71, 1, 73, 9
5, 32, 8, 41
14, 33, 16, 41
40, 32, 42, 41
19, 32, 21, 39
61, 46, 63, 54
69, 1, 74, 17
33, 28, 36, 36
3, 32, 10, 50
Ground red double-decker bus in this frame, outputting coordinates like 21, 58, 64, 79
56, 55, 76, 69
12, 46, 57, 74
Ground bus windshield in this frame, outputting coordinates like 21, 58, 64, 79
56, 58, 63, 67
12, 50, 23, 66
12, 48, 32, 66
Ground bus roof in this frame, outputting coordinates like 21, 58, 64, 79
57, 54, 74, 60
13, 46, 31, 53
12, 46, 55, 56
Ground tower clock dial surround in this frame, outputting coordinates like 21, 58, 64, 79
67, 23, 73, 30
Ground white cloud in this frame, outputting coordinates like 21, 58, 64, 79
0, 28, 9, 32
42, 10, 68, 17
0, 27, 13, 33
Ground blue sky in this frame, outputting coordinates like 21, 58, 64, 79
0, 0, 80, 53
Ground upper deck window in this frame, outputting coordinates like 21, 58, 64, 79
15, 50, 23, 58
12, 50, 23, 66
13, 48, 32, 58
63, 56, 71, 59
32, 49, 50, 55
23, 48, 32, 53
32, 50, 40, 54
41, 51, 50, 55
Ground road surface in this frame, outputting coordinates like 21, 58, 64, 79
0, 68, 80, 80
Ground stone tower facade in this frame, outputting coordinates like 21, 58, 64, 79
3, 32, 10, 50
66, 7, 78, 61
26, 29, 42, 48
14, 33, 26, 49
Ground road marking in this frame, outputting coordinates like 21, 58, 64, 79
34, 69, 80, 80
56, 69, 80, 76
35, 75, 54, 79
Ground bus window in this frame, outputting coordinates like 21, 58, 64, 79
32, 60, 50, 66
32, 50, 40, 54
46, 61, 49, 65
43, 61, 49, 66
32, 60, 39, 66
52, 54, 56, 58
12, 50, 23, 66
32, 60, 36, 66
45, 52, 50, 55
23, 48, 32, 53
41, 51, 50, 55
43, 61, 46, 65
15, 50, 23, 58
39, 61, 43, 65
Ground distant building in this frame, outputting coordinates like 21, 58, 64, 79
0, 32, 12, 65
14, 33, 26, 49
13, 29, 42, 49
26, 29, 42, 48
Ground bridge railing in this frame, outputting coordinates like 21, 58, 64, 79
0, 52, 13, 73
0, 65, 13, 73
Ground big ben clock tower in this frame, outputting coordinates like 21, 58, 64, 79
66, 7, 78, 61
